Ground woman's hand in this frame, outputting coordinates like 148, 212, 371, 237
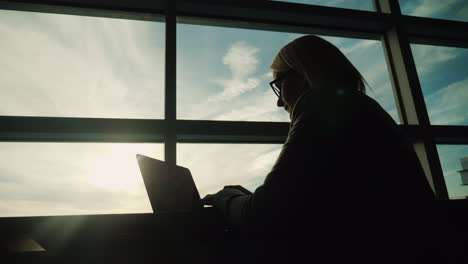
201, 185, 252, 206
201, 194, 216, 206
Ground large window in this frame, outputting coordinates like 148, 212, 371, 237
323, 36, 399, 122
0, 9, 165, 119
400, 0, 468, 22
178, 144, 282, 197
177, 24, 398, 122
177, 24, 292, 122
436, 145, 468, 199
411, 45, 468, 126
1, 0, 467, 218
0, 142, 162, 217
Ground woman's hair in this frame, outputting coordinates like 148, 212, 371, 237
270, 35, 367, 94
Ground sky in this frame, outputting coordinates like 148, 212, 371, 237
437, 145, 468, 199
0, 0, 467, 217
0, 10, 165, 119
399, 0, 468, 22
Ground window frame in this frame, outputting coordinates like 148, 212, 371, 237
1, 0, 467, 202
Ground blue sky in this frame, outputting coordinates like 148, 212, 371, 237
412, 45, 468, 125
400, 0, 468, 22
0, 1, 467, 216
437, 145, 468, 199
177, 24, 398, 122
0, 10, 165, 119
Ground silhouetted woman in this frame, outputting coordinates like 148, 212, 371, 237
203, 35, 436, 263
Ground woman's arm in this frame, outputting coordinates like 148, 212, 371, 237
209, 111, 340, 235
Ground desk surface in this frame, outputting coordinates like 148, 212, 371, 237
2, 200, 468, 263
1, 208, 227, 253
1, 208, 278, 264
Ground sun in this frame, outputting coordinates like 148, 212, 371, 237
86, 145, 143, 190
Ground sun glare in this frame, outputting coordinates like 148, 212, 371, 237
86, 145, 145, 190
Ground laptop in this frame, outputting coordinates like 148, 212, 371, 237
136, 154, 203, 213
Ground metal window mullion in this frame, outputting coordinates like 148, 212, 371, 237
0, 0, 166, 21
375, 0, 448, 199
381, 32, 408, 125
164, 1, 177, 165
0, 116, 166, 143
2, 0, 467, 47
413, 141, 448, 199
174, 120, 289, 144
397, 27, 449, 199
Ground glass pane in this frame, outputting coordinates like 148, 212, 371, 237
177, 144, 282, 197
271, 0, 374, 11
0, 9, 165, 119
322, 36, 400, 123
411, 44, 468, 125
0, 143, 163, 217
400, 0, 468, 22
437, 145, 468, 200
177, 24, 398, 123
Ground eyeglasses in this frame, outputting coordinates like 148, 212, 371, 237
269, 77, 283, 98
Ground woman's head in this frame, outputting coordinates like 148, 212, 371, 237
270, 35, 367, 116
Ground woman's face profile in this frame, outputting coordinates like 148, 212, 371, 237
273, 70, 308, 118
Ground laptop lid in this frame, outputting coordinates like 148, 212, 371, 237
136, 154, 202, 213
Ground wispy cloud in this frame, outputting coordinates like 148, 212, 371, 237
0, 9, 165, 118
249, 148, 282, 173
425, 77, 468, 125
411, 44, 460, 77
411, 44, 467, 126
263, 72, 274, 79
212, 89, 288, 121
340, 40, 379, 55
209, 78, 260, 101
0, 9, 167, 216
0, 142, 160, 217
409, 0, 461, 17
178, 144, 282, 196
223, 41, 260, 78
326, 37, 399, 122
208, 41, 261, 102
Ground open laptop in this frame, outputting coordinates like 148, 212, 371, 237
136, 154, 203, 213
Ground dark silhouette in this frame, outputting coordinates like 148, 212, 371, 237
202, 35, 437, 262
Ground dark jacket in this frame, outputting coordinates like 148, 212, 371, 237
211, 88, 436, 261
